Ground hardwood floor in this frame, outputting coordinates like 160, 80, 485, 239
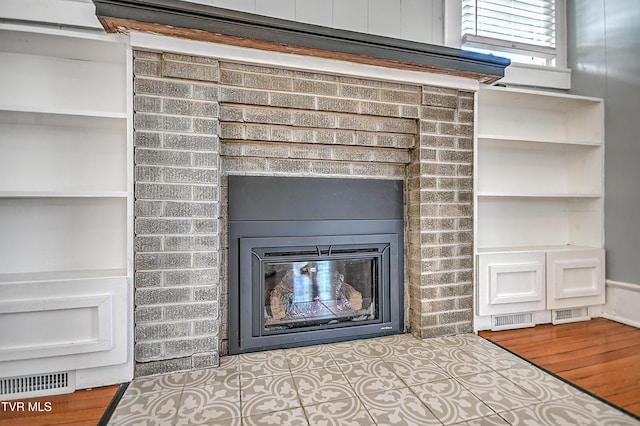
0, 385, 120, 426
480, 317, 640, 418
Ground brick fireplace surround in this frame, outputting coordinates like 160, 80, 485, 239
132, 51, 475, 377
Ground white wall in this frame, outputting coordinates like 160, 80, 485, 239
187, 0, 445, 45
566, 0, 640, 327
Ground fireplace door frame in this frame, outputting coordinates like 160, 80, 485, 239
233, 232, 400, 353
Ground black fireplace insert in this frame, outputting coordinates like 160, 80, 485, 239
228, 176, 403, 354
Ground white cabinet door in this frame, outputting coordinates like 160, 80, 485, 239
477, 252, 547, 316
547, 248, 605, 309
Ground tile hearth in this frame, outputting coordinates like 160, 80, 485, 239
108, 334, 639, 425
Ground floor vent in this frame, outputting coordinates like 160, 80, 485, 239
0, 372, 75, 400
553, 307, 590, 325
491, 312, 535, 331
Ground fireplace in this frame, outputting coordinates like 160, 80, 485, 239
228, 176, 403, 354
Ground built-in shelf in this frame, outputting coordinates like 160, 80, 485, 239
477, 86, 603, 146
475, 86, 605, 329
0, 110, 127, 194
477, 193, 602, 199
0, 192, 129, 198
477, 244, 601, 254
477, 134, 601, 147
0, 25, 132, 387
0, 269, 129, 285
0, 105, 128, 119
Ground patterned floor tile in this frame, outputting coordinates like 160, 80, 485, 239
243, 407, 309, 426
340, 358, 405, 395
285, 344, 340, 372
124, 372, 187, 397
568, 393, 640, 425
175, 380, 242, 425
107, 334, 639, 426
383, 357, 450, 387
452, 414, 510, 426
303, 397, 375, 426
462, 345, 530, 372
358, 386, 441, 425
356, 335, 400, 358
107, 389, 182, 426
496, 365, 581, 402
500, 394, 640, 426
292, 365, 356, 405
328, 339, 385, 364
241, 373, 300, 417
238, 349, 290, 379
455, 371, 540, 413
423, 333, 488, 350
411, 378, 494, 425
430, 347, 494, 378
182, 364, 240, 388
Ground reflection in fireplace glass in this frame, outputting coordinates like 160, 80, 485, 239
263, 258, 377, 330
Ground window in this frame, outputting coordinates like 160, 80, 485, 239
461, 0, 562, 66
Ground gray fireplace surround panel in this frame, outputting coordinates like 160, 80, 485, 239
228, 176, 404, 354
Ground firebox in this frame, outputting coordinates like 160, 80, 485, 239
228, 176, 404, 354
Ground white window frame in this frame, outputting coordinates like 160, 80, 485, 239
448, 0, 566, 67
444, 0, 570, 89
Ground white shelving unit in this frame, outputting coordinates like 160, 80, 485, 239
474, 86, 605, 331
0, 25, 133, 397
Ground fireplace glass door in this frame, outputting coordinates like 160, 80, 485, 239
261, 255, 379, 333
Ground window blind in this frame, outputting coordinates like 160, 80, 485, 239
462, 0, 555, 50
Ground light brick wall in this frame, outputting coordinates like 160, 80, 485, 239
407, 86, 475, 337
132, 50, 475, 376
133, 51, 222, 376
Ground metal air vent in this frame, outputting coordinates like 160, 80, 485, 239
553, 307, 590, 325
491, 312, 535, 331
0, 372, 75, 400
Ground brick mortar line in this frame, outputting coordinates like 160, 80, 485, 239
218, 99, 420, 116
134, 182, 220, 187
217, 79, 420, 94
134, 267, 219, 272
218, 68, 420, 92
134, 93, 219, 104
220, 155, 410, 167
219, 130, 416, 141
135, 163, 219, 172
219, 119, 417, 132
135, 250, 219, 254
220, 139, 411, 151
134, 111, 219, 120
226, 158, 410, 166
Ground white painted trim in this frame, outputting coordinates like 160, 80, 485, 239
605, 279, 640, 291
128, 31, 481, 92
499, 63, 572, 90
0, 295, 113, 362
601, 279, 640, 328
0, 0, 103, 30
0, 22, 121, 43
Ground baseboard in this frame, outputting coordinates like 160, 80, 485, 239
601, 280, 640, 328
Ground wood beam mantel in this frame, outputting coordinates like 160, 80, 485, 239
92, 0, 509, 84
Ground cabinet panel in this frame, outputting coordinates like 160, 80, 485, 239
478, 252, 546, 315
547, 248, 605, 309
0, 276, 128, 377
